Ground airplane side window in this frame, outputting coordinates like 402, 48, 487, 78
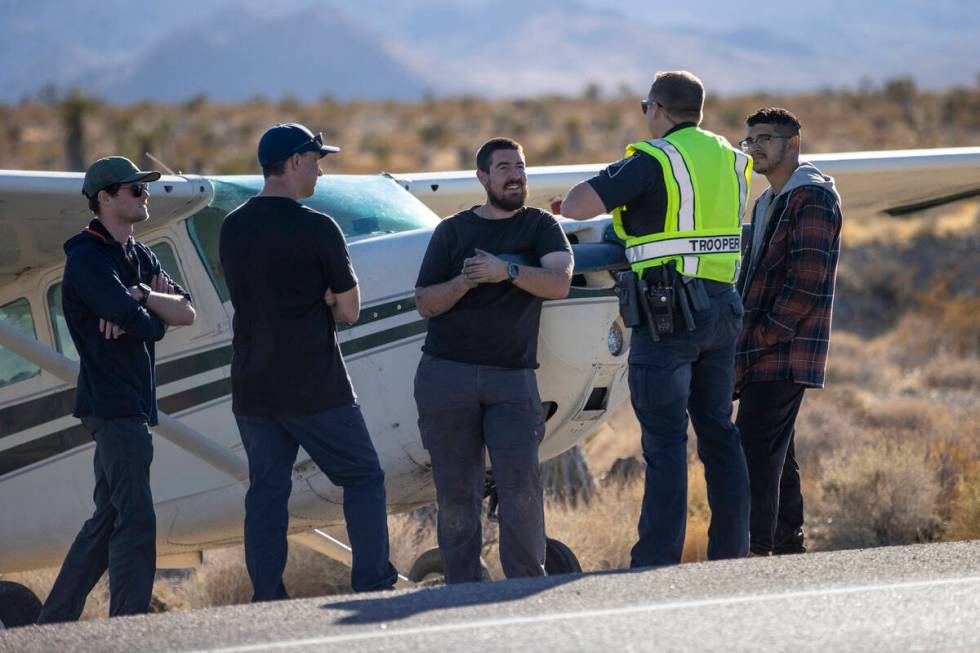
186, 207, 230, 303
0, 298, 41, 388
46, 284, 80, 363
148, 241, 187, 289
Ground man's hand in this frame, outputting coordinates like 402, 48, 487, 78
324, 289, 336, 306
463, 249, 509, 284
151, 273, 174, 295
458, 272, 478, 290
99, 318, 125, 340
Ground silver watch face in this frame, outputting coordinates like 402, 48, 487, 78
508, 262, 519, 279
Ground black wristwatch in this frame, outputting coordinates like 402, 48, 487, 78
137, 282, 152, 306
507, 262, 520, 282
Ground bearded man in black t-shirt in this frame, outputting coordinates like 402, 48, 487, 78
219, 123, 397, 599
414, 137, 573, 583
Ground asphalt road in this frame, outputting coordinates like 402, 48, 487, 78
3, 540, 978, 652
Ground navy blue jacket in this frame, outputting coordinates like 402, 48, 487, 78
62, 219, 190, 425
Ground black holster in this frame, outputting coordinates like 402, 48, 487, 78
614, 271, 642, 328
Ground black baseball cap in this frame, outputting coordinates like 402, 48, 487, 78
257, 123, 340, 166
82, 156, 161, 198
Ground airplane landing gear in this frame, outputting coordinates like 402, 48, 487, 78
0, 580, 41, 629
406, 537, 582, 585
545, 537, 582, 575
407, 547, 490, 585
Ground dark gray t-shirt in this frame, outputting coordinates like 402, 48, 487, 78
220, 196, 357, 416
416, 207, 571, 369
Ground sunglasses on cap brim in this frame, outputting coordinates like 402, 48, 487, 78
291, 132, 325, 155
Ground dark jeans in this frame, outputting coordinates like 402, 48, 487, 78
628, 289, 750, 567
414, 354, 546, 584
38, 417, 156, 623
234, 404, 397, 599
737, 380, 807, 555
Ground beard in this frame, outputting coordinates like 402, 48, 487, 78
487, 183, 527, 211
752, 144, 787, 175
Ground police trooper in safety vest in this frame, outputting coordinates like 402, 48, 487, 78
562, 71, 752, 567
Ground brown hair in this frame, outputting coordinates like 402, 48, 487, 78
648, 71, 704, 123
476, 137, 524, 173
86, 184, 120, 215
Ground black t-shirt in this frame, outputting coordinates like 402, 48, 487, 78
219, 196, 357, 416
416, 207, 571, 369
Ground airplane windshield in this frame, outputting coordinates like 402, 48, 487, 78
186, 174, 440, 303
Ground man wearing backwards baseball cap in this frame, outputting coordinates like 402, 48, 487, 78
38, 157, 196, 623
219, 123, 398, 599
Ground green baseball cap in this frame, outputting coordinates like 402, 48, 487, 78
82, 156, 161, 198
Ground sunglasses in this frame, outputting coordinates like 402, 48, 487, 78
640, 99, 659, 115
126, 183, 148, 197
291, 132, 324, 155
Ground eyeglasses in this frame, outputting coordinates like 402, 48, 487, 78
738, 134, 790, 151
640, 99, 660, 115
291, 132, 324, 155
126, 183, 148, 197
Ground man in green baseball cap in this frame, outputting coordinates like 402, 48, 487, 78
37, 156, 195, 623
81, 156, 161, 200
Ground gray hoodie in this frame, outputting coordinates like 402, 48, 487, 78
748, 162, 840, 269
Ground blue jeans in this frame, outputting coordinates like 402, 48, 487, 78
38, 417, 156, 623
628, 288, 750, 567
235, 404, 397, 599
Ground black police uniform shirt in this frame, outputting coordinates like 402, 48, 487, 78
587, 123, 698, 236
416, 207, 572, 369
219, 196, 357, 416
62, 219, 191, 426
588, 122, 730, 365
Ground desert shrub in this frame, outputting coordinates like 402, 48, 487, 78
860, 397, 942, 433
945, 467, 980, 541
815, 443, 940, 549
794, 389, 872, 470
824, 331, 881, 386
922, 356, 980, 391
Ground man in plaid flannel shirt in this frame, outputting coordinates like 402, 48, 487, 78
735, 108, 843, 556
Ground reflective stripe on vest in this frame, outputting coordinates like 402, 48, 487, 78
612, 128, 752, 283
625, 230, 742, 263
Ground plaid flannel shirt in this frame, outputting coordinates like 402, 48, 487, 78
735, 185, 842, 391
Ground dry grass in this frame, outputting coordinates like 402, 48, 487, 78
812, 442, 942, 549
2, 81, 978, 174
946, 467, 980, 541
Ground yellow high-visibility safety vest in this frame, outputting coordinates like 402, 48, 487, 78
612, 127, 752, 283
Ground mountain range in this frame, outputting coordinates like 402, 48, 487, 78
0, 0, 976, 102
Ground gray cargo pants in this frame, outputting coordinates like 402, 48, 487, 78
414, 353, 547, 583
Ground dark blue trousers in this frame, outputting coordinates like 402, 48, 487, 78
234, 404, 397, 600
414, 355, 547, 584
628, 289, 750, 567
38, 417, 156, 623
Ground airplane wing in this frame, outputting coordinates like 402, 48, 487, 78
395, 147, 980, 219
0, 171, 213, 284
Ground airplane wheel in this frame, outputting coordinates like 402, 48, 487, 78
545, 537, 582, 575
0, 581, 42, 629
407, 547, 490, 585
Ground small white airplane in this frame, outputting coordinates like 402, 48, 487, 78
0, 145, 978, 626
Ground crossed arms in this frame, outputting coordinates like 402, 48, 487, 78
415, 249, 573, 319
